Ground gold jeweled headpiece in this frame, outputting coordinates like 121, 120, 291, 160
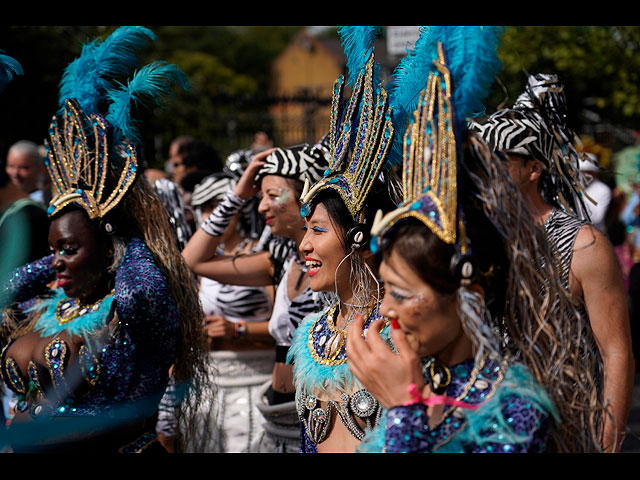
42, 26, 188, 221
44, 99, 138, 220
370, 43, 463, 251
300, 51, 394, 222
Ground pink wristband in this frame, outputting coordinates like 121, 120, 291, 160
402, 383, 480, 410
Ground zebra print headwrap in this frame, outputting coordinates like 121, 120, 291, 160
254, 134, 330, 186
470, 73, 591, 219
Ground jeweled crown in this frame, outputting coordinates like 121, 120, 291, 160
370, 43, 461, 249
300, 51, 394, 221
44, 99, 138, 219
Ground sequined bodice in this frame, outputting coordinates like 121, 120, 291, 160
0, 238, 178, 425
2, 332, 104, 416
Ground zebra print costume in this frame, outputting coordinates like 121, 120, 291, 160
470, 73, 591, 220
544, 207, 589, 290
200, 189, 246, 237
544, 207, 589, 289
255, 134, 330, 186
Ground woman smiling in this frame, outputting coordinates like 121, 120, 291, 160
286, 26, 403, 453
347, 27, 606, 453
0, 27, 206, 453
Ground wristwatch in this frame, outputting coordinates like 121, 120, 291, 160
234, 320, 247, 337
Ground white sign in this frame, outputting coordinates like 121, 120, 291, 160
387, 26, 421, 55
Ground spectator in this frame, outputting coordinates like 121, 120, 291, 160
5, 140, 49, 207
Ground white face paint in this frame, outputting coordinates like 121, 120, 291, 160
257, 175, 304, 241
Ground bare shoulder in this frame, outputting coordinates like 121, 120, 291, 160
571, 223, 624, 291
573, 224, 614, 261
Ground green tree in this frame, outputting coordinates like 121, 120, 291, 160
491, 26, 640, 136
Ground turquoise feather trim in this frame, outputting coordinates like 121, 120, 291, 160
0, 52, 23, 93
28, 288, 115, 344
288, 306, 391, 396
357, 362, 559, 453
106, 61, 190, 145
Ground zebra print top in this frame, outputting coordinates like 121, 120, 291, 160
544, 207, 589, 290
268, 256, 327, 347
200, 277, 272, 324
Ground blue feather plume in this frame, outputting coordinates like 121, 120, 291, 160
386, 26, 503, 165
441, 26, 504, 126
395, 26, 504, 125
58, 26, 156, 116
337, 26, 382, 87
0, 52, 23, 93
106, 61, 190, 144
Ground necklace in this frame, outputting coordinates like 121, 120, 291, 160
55, 289, 115, 325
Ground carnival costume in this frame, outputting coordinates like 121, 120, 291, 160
362, 26, 569, 453
288, 26, 404, 453
195, 139, 330, 452
471, 72, 607, 451
0, 27, 194, 453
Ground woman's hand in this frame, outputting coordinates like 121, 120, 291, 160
234, 148, 277, 200
347, 315, 426, 409
204, 315, 235, 339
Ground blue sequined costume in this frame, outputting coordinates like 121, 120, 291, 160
0, 237, 177, 453
288, 303, 389, 453
357, 358, 558, 453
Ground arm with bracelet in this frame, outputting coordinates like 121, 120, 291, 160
182, 149, 277, 287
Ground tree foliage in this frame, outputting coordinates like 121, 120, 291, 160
1, 26, 639, 171
490, 26, 640, 133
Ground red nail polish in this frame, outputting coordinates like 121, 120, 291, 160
391, 318, 399, 329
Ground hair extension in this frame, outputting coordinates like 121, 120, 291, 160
461, 133, 608, 452
115, 173, 212, 452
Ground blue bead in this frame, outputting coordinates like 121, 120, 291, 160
300, 203, 309, 218
370, 236, 378, 254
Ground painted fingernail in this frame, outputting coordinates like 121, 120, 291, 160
391, 318, 399, 329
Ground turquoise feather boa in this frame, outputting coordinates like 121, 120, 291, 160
288, 305, 391, 397
357, 362, 559, 453
28, 288, 115, 345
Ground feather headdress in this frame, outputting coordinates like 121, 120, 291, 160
370, 26, 504, 272
44, 26, 189, 220
299, 26, 395, 222
0, 51, 23, 93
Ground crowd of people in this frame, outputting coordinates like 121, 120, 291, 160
0, 25, 638, 454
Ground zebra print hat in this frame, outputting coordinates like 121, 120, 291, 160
470, 73, 590, 218
255, 134, 330, 185
191, 173, 236, 207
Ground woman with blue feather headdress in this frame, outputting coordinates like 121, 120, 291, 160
0, 26, 209, 453
346, 26, 606, 453
286, 26, 406, 453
